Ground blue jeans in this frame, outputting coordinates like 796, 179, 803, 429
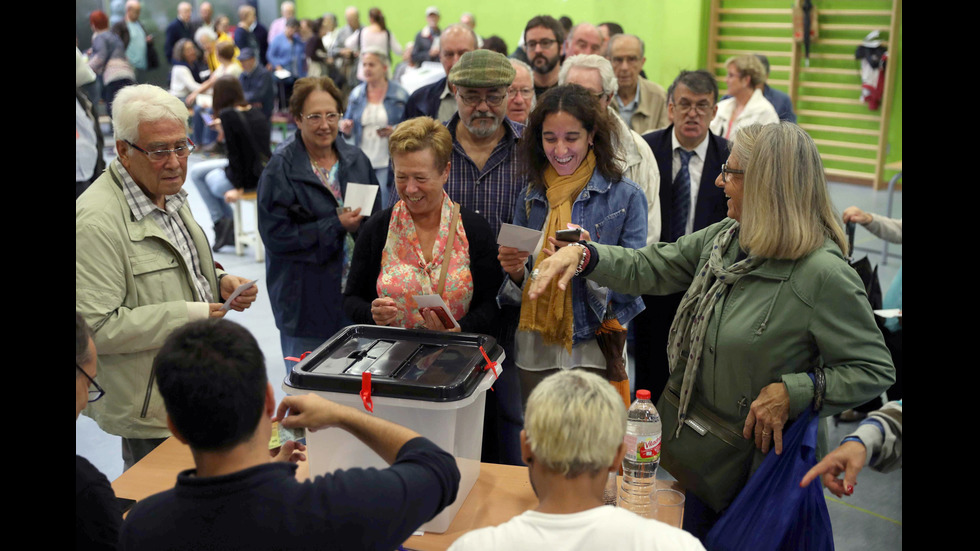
190, 158, 234, 223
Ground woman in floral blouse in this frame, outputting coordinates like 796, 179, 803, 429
343, 117, 501, 333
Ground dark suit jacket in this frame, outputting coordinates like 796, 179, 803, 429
642, 125, 729, 241
164, 19, 194, 64
404, 77, 447, 120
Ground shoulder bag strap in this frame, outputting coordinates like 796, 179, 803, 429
435, 201, 461, 297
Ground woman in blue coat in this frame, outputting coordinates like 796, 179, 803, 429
258, 76, 381, 371
339, 47, 409, 207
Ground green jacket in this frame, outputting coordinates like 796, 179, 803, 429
76, 162, 221, 439
589, 218, 895, 423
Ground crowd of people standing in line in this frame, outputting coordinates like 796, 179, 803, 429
77, 5, 900, 550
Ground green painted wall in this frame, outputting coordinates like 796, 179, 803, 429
297, 0, 900, 182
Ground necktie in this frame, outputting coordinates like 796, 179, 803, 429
670, 149, 695, 241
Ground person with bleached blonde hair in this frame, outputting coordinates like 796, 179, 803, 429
527, 123, 894, 540
450, 369, 704, 551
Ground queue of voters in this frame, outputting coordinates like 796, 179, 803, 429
77, 3, 902, 550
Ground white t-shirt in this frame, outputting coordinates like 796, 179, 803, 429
448, 506, 705, 551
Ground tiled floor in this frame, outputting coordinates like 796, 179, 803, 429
77, 135, 901, 549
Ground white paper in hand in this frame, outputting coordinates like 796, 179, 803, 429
221, 279, 259, 311
344, 183, 379, 217
497, 223, 542, 253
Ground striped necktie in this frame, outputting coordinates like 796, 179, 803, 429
670, 149, 695, 241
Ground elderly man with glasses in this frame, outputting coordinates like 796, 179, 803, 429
441, 49, 527, 466
76, 84, 258, 470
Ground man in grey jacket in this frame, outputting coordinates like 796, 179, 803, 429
76, 84, 258, 470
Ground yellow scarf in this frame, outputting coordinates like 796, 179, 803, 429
518, 150, 596, 351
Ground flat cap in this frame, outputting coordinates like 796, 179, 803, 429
448, 50, 516, 88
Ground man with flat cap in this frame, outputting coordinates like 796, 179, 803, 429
444, 49, 526, 466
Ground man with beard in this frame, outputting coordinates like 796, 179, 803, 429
444, 49, 526, 467
523, 16, 564, 98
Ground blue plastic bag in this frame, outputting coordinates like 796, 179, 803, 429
704, 410, 834, 551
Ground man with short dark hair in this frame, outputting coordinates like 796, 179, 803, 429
118, 319, 460, 551
403, 23, 477, 121
607, 34, 669, 134
448, 370, 704, 551
76, 84, 258, 470
523, 15, 565, 98
633, 69, 729, 399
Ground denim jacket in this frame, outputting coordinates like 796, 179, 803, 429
497, 170, 648, 343
342, 81, 409, 147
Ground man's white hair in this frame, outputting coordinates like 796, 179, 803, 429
524, 370, 626, 477
112, 84, 189, 144
559, 54, 619, 96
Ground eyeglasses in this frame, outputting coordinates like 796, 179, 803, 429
76, 363, 106, 403
611, 55, 641, 66
303, 112, 343, 125
507, 87, 534, 100
125, 139, 195, 162
672, 100, 713, 115
525, 38, 556, 50
721, 163, 745, 183
456, 92, 506, 107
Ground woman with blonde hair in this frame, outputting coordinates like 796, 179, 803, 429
528, 122, 893, 540
710, 55, 778, 139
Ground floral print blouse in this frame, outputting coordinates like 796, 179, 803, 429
377, 192, 474, 328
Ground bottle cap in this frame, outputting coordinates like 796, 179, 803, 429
636, 389, 651, 400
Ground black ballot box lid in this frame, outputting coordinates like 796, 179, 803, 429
286, 325, 504, 402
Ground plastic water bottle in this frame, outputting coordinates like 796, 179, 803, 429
619, 389, 662, 517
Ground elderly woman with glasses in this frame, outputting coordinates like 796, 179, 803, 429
527, 123, 894, 540
258, 76, 381, 372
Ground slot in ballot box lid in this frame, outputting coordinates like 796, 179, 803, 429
285, 325, 503, 402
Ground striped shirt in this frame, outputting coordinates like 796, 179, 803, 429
444, 115, 527, 239
115, 159, 213, 302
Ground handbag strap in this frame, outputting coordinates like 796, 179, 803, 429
435, 202, 460, 297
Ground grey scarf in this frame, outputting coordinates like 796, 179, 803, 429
666, 222, 763, 437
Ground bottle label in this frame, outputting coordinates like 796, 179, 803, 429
625, 434, 661, 462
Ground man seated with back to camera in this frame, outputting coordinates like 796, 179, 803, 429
449, 370, 704, 551
119, 319, 460, 551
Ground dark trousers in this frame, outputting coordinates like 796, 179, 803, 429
480, 306, 524, 466
631, 292, 684, 401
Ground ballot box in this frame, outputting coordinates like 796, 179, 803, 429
283, 325, 504, 533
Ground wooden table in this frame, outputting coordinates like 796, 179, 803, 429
112, 437, 684, 551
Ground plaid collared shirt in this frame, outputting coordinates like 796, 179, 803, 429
444, 115, 527, 239
115, 159, 213, 302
